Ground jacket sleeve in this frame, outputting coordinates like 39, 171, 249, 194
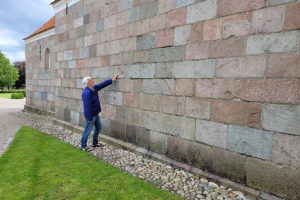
82, 92, 93, 121
95, 79, 113, 91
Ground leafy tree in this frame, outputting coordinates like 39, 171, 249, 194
13, 61, 26, 88
0, 50, 19, 88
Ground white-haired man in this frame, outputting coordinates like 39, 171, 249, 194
81, 74, 118, 151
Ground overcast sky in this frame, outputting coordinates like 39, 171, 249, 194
0, 0, 55, 64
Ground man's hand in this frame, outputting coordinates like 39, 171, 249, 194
112, 74, 118, 82
89, 121, 93, 123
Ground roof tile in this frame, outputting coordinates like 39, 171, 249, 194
24, 16, 55, 40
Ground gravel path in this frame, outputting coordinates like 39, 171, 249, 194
0, 97, 30, 156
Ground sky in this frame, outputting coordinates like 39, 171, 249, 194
0, 0, 55, 64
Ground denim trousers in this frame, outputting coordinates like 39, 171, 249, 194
81, 115, 102, 148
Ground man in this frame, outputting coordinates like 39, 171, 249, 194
81, 74, 118, 151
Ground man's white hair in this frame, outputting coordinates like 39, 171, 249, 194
82, 76, 91, 87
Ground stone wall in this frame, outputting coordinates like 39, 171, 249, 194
25, 0, 300, 199
25, 35, 56, 112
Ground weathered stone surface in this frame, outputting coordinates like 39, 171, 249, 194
155, 29, 174, 48
126, 124, 137, 145
273, 133, 300, 168
222, 12, 251, 39
166, 135, 186, 162
136, 34, 155, 50
129, 108, 145, 127
175, 79, 195, 97
148, 46, 185, 62
185, 98, 210, 119
139, 93, 161, 112
268, 0, 294, 5
64, 50, 73, 61
133, 79, 142, 93
74, 16, 84, 28
122, 0, 132, 10
110, 120, 126, 141
195, 79, 238, 99
158, 0, 174, 14
239, 79, 300, 104
142, 79, 175, 95
96, 19, 104, 32
218, 0, 266, 16
70, 110, 79, 125
196, 120, 228, 149
228, 125, 273, 160
212, 147, 246, 183
149, 13, 167, 32
251, 6, 284, 34
109, 92, 123, 106
186, 0, 217, 23
83, 14, 90, 25
246, 31, 300, 55
284, 2, 300, 31
78, 7, 85, 17
118, 79, 133, 93
126, 63, 155, 79
212, 100, 262, 128
216, 56, 267, 78
101, 118, 110, 136
116, 106, 130, 124
262, 104, 300, 136
186, 43, 209, 60
174, 25, 191, 46
79, 47, 89, 59
161, 95, 185, 115
203, 19, 222, 41
123, 93, 139, 108
136, 127, 150, 150
64, 108, 70, 123
149, 131, 167, 154
186, 140, 211, 170
210, 38, 246, 58
132, 50, 149, 63
167, 7, 186, 28
126, 7, 139, 23
247, 157, 300, 200
267, 53, 300, 78
133, 0, 151, 7
145, 111, 195, 140
154, 63, 173, 78
175, 0, 194, 9
139, 0, 158, 20
174, 60, 215, 78
188, 22, 204, 44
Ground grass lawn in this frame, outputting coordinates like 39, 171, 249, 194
0, 93, 13, 98
0, 126, 182, 200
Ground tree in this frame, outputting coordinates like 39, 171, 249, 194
13, 61, 26, 88
0, 50, 19, 88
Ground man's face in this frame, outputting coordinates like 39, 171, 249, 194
87, 78, 94, 87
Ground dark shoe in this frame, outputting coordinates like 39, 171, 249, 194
92, 143, 105, 148
81, 147, 92, 152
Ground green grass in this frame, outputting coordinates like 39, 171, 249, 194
0, 93, 13, 98
0, 127, 182, 200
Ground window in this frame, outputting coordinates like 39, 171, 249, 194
45, 48, 50, 70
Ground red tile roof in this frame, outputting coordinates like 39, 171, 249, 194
23, 16, 55, 40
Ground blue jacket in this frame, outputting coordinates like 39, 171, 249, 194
82, 79, 112, 121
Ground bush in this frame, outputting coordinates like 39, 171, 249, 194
11, 93, 24, 99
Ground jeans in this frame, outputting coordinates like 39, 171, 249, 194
81, 115, 102, 148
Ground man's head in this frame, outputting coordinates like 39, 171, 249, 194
82, 76, 94, 88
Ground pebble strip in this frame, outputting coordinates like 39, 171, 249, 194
14, 111, 256, 200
